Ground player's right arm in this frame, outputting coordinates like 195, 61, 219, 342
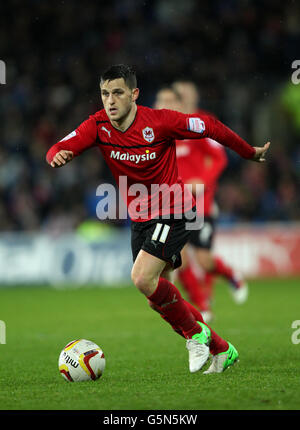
46, 116, 98, 168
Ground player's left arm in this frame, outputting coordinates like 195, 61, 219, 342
200, 113, 270, 163
161, 109, 270, 162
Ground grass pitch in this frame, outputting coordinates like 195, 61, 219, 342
0, 278, 300, 410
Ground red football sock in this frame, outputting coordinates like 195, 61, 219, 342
147, 277, 202, 339
184, 300, 229, 355
150, 302, 185, 339
212, 256, 236, 284
149, 294, 228, 355
177, 265, 210, 311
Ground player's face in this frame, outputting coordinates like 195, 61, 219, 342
172, 82, 199, 113
100, 78, 139, 123
154, 89, 182, 111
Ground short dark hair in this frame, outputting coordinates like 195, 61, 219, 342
100, 64, 137, 89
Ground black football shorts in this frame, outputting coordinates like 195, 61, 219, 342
188, 215, 216, 250
131, 209, 197, 269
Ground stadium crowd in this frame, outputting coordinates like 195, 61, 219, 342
0, 0, 299, 232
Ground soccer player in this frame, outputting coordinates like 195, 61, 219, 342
155, 83, 248, 322
46, 64, 270, 374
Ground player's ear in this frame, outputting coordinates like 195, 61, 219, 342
132, 87, 139, 102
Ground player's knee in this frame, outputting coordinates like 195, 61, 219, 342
133, 275, 153, 295
131, 269, 157, 296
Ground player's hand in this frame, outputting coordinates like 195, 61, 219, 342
50, 150, 74, 167
251, 142, 270, 163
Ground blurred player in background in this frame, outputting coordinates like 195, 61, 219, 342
154, 83, 248, 322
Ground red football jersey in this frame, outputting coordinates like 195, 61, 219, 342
176, 137, 227, 216
46, 105, 255, 221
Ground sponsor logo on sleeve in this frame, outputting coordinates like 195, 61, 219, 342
187, 118, 205, 134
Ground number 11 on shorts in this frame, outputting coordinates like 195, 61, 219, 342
152, 223, 170, 243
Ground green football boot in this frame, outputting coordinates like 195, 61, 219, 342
203, 342, 239, 374
186, 322, 211, 373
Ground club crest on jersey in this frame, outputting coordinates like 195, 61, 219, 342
142, 127, 155, 143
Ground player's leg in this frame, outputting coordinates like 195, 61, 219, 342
131, 216, 235, 373
177, 245, 211, 316
131, 249, 203, 340
147, 261, 230, 361
183, 217, 217, 320
160, 261, 174, 283
203, 272, 214, 309
194, 248, 248, 304
189, 215, 248, 307
148, 262, 185, 338
131, 218, 211, 372
131, 249, 165, 296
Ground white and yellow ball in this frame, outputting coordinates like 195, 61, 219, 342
58, 339, 106, 382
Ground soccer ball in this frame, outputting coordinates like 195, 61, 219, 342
58, 339, 106, 382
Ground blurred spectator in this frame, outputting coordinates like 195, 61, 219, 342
0, 0, 299, 232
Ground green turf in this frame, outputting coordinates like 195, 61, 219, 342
0, 278, 300, 410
